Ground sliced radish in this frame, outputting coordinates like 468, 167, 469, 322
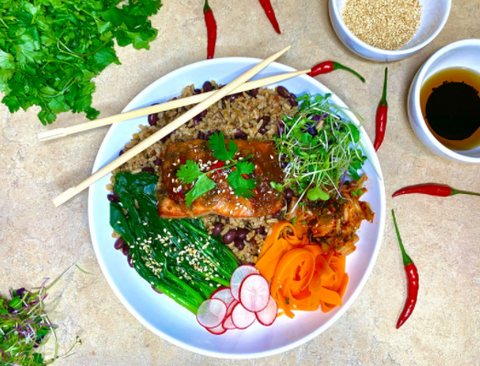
255, 295, 278, 326
226, 299, 238, 317
211, 288, 235, 308
230, 265, 259, 301
196, 299, 227, 329
206, 323, 227, 335
231, 302, 256, 329
222, 315, 236, 330
239, 274, 270, 312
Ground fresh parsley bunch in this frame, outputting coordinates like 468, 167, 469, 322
177, 132, 255, 206
0, 0, 162, 125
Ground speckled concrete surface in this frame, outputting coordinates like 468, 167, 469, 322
1, 0, 480, 365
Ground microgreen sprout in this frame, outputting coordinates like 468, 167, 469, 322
274, 93, 366, 203
0, 269, 81, 365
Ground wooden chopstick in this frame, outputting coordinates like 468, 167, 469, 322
39, 68, 310, 142
52, 46, 291, 207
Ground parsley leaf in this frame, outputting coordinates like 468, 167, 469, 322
0, 0, 162, 125
185, 175, 216, 206
177, 160, 203, 184
209, 131, 238, 161
227, 161, 255, 198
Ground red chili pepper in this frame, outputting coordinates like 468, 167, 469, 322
392, 209, 419, 329
209, 161, 225, 171
374, 68, 388, 152
203, 0, 217, 59
258, 0, 281, 34
392, 183, 480, 198
307, 61, 365, 82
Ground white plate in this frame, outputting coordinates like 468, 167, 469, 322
88, 58, 386, 359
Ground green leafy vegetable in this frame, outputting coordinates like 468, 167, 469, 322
227, 161, 255, 198
209, 131, 238, 161
274, 93, 367, 200
110, 172, 239, 314
0, 0, 162, 125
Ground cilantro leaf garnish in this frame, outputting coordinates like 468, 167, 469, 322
176, 160, 217, 206
177, 160, 203, 184
184, 174, 216, 206
0, 0, 162, 125
227, 161, 255, 198
209, 131, 238, 161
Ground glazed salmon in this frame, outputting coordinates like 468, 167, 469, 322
158, 139, 284, 218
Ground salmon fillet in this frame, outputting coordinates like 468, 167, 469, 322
158, 139, 284, 218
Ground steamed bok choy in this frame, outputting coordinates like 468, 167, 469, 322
110, 172, 239, 314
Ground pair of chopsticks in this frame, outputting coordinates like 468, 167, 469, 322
52, 46, 304, 207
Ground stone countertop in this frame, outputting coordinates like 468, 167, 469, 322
1, 0, 479, 364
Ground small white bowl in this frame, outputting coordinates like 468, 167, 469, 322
328, 0, 451, 62
407, 39, 480, 163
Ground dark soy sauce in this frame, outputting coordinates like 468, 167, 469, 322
420, 67, 480, 151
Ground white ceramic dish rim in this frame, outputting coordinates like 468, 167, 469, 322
88, 57, 386, 359
330, 0, 452, 56
411, 38, 480, 163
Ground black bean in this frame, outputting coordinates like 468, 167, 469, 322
212, 222, 223, 236
234, 129, 248, 140
249, 88, 259, 97
152, 286, 163, 294
222, 229, 237, 244
114, 237, 125, 250
119, 149, 125, 156
107, 194, 119, 202
289, 94, 298, 107
255, 226, 266, 235
191, 115, 200, 126
260, 116, 270, 126
122, 245, 129, 256
161, 130, 175, 143
258, 126, 268, 135
154, 158, 163, 166
199, 109, 208, 118
197, 131, 207, 140
218, 215, 229, 222
142, 167, 155, 175
194, 88, 202, 95
271, 210, 282, 219
234, 237, 245, 250
284, 188, 294, 200
148, 103, 159, 126
277, 86, 291, 99
236, 228, 249, 240
203, 81, 213, 92
127, 255, 133, 268
280, 161, 288, 169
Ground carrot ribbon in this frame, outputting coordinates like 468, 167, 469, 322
256, 221, 349, 318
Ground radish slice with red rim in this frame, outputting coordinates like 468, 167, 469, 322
239, 273, 270, 312
211, 288, 235, 308
255, 295, 278, 326
196, 298, 227, 329
226, 299, 238, 317
222, 315, 236, 330
206, 323, 227, 335
230, 265, 258, 301
231, 302, 256, 329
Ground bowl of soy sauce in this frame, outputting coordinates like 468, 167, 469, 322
408, 39, 480, 163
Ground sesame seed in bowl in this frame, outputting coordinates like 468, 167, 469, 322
329, 0, 452, 62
